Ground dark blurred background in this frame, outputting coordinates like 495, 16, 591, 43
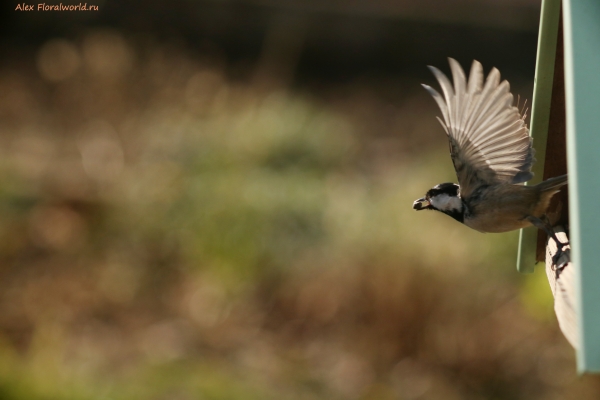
1, 0, 599, 399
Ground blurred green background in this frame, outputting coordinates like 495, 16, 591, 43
1, 0, 599, 399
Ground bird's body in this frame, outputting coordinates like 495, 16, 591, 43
413, 58, 568, 260
463, 175, 567, 233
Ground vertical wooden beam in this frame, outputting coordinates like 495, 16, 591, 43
517, 0, 561, 272
563, 0, 600, 373
535, 11, 568, 262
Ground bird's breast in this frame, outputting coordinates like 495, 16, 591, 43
464, 211, 532, 233
462, 184, 540, 233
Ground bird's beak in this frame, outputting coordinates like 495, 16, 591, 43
413, 197, 430, 210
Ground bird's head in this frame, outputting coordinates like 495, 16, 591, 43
413, 182, 463, 222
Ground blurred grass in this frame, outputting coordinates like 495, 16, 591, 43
0, 29, 594, 400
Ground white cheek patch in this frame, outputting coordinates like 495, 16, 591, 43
430, 193, 462, 212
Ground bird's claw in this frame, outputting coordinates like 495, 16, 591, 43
551, 241, 570, 273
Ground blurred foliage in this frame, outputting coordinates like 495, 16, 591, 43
0, 26, 598, 400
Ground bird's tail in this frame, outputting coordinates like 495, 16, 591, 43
535, 174, 568, 193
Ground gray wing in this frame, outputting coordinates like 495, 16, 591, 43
422, 58, 534, 198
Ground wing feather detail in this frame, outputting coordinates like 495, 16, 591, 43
422, 58, 535, 197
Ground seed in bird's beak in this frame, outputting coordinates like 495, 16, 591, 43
413, 197, 430, 210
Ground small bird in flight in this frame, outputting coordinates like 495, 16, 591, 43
413, 58, 569, 264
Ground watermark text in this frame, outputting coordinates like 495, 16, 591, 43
15, 3, 99, 11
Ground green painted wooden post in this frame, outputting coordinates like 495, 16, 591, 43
562, 0, 600, 374
517, 0, 561, 273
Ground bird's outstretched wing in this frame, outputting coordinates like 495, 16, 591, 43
422, 58, 534, 198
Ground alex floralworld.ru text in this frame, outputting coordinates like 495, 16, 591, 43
15, 3, 99, 11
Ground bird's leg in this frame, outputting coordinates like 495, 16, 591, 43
526, 215, 570, 267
